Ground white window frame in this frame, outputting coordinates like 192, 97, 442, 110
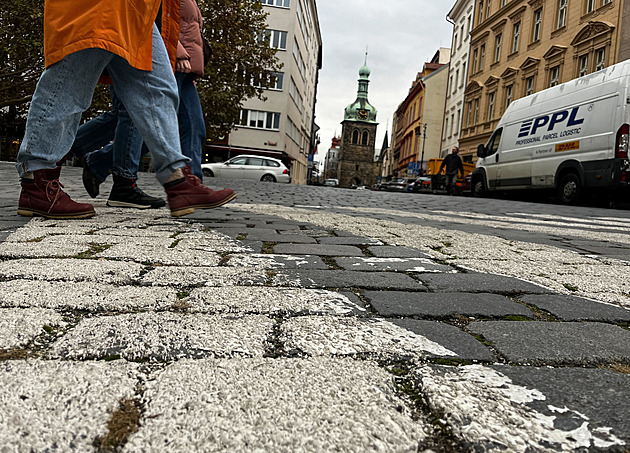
557, 0, 567, 28
505, 84, 513, 108
512, 22, 520, 53
579, 54, 589, 76
487, 92, 495, 121
596, 48, 606, 71
494, 34, 502, 63
586, 0, 595, 13
240, 109, 281, 130
525, 76, 535, 95
479, 44, 486, 70
549, 66, 560, 87
261, 0, 290, 7
533, 9, 542, 42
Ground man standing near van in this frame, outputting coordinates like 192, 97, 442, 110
439, 147, 465, 195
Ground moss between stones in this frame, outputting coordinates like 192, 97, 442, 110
93, 398, 142, 452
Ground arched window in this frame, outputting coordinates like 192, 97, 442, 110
352, 129, 359, 144
361, 131, 369, 145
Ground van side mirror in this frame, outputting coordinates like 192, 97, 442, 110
477, 144, 486, 158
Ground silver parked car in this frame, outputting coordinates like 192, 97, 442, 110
201, 155, 291, 183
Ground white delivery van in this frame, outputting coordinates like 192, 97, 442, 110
472, 59, 630, 203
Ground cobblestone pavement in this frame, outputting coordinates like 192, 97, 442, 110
0, 162, 629, 452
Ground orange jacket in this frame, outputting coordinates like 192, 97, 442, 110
43, 0, 180, 71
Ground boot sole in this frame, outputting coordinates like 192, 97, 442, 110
18, 208, 96, 219
170, 193, 237, 217
106, 200, 166, 209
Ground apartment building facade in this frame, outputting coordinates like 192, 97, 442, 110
458, 0, 624, 163
212, 0, 322, 184
441, 0, 475, 161
393, 49, 450, 176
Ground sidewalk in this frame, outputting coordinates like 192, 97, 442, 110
0, 163, 629, 452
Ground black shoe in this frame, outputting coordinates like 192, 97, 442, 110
106, 175, 166, 209
81, 156, 102, 198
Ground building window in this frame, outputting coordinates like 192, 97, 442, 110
494, 34, 502, 63
505, 84, 513, 108
240, 109, 281, 130
525, 76, 535, 95
261, 0, 290, 6
549, 65, 560, 86
472, 49, 479, 73
596, 48, 606, 71
479, 1, 484, 23
579, 54, 589, 76
286, 117, 301, 144
456, 109, 461, 134
487, 92, 496, 121
586, 0, 595, 13
455, 69, 460, 91
270, 72, 284, 90
557, 0, 567, 28
461, 63, 466, 85
602, 0, 611, 4
289, 78, 304, 112
263, 30, 287, 50
352, 129, 359, 144
532, 9, 542, 42
361, 131, 369, 145
512, 22, 520, 53
474, 99, 480, 124
501, 0, 507, 6
467, 101, 473, 126
450, 75, 454, 94
479, 44, 486, 71
444, 118, 449, 139
451, 113, 455, 135
467, 15, 472, 34
486, 0, 492, 18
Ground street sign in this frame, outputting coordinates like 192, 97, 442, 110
407, 162, 420, 175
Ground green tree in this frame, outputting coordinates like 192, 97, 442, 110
197, 0, 282, 141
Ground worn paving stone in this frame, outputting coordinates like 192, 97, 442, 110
365, 291, 534, 319
50, 312, 273, 361
0, 360, 139, 452
256, 223, 302, 230
140, 266, 268, 287
494, 365, 630, 447
0, 258, 144, 284
367, 245, 433, 259
273, 270, 427, 290
238, 230, 317, 243
124, 358, 427, 452
0, 280, 177, 311
317, 236, 384, 246
280, 316, 456, 358
273, 243, 365, 256
519, 294, 630, 322
0, 308, 65, 350
336, 257, 453, 273
419, 272, 552, 295
97, 243, 222, 266
415, 364, 627, 451
0, 240, 91, 258
467, 321, 630, 366
225, 253, 329, 270
187, 287, 366, 315
391, 319, 495, 361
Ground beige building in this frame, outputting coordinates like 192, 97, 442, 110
210, 0, 322, 184
459, 0, 625, 162
393, 49, 450, 177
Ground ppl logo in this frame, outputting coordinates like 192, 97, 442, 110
518, 107, 585, 138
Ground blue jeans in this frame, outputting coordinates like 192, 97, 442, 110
176, 71, 205, 179
17, 25, 189, 185
85, 71, 205, 181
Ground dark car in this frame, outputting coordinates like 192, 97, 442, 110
409, 176, 432, 193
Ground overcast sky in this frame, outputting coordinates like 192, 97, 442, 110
313, 1, 455, 164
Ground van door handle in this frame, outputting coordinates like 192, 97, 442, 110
495, 154, 499, 163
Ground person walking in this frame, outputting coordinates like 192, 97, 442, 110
439, 146, 465, 195
16, 0, 236, 219
79, 0, 208, 209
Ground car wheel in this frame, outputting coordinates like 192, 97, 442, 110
203, 168, 214, 177
261, 174, 276, 182
557, 172, 581, 204
472, 177, 485, 197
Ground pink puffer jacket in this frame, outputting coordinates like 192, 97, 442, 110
176, 0, 204, 76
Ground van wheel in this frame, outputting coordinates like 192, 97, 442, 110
557, 173, 581, 204
472, 177, 485, 197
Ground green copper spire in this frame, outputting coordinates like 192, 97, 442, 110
344, 52, 378, 123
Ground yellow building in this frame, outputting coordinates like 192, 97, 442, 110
459, 0, 625, 162
393, 49, 450, 177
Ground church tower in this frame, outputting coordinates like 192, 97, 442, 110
337, 55, 379, 187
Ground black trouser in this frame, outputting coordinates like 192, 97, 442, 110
445, 172, 457, 194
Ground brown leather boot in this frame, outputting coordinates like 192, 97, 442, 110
164, 165, 236, 217
18, 167, 96, 219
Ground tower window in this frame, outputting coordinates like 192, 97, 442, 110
361, 131, 369, 145
352, 130, 359, 144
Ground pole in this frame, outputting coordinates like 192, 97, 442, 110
420, 123, 427, 176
